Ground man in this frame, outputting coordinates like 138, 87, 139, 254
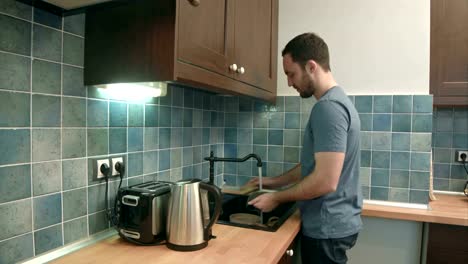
248, 33, 362, 263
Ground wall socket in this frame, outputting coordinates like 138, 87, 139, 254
456, 150, 468, 162
111, 157, 124, 176
96, 159, 110, 179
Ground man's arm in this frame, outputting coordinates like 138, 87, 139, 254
248, 152, 344, 211
247, 163, 301, 188
274, 152, 344, 202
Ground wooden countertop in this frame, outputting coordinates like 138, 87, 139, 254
363, 194, 468, 226
52, 194, 466, 264
52, 211, 301, 264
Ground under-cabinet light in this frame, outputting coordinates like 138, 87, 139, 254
97, 82, 167, 102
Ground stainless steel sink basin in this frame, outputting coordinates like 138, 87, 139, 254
217, 193, 296, 232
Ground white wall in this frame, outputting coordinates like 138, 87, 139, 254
277, 0, 430, 96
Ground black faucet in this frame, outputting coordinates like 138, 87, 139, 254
204, 151, 262, 185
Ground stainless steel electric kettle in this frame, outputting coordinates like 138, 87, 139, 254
166, 179, 222, 251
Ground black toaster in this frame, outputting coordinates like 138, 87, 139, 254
116, 181, 171, 244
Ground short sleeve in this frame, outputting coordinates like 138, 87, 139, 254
310, 100, 349, 153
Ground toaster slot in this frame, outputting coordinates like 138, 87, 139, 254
122, 195, 140, 206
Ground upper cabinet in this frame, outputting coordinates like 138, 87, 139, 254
84, 0, 278, 102
430, 0, 468, 106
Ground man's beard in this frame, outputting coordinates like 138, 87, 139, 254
299, 76, 315, 98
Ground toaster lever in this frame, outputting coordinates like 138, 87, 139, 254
122, 195, 140, 206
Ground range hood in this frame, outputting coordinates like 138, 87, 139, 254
17, 0, 126, 16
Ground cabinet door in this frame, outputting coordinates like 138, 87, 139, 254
177, 0, 234, 77
233, 0, 278, 93
430, 0, 468, 106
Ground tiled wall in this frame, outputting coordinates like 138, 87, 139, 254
432, 107, 468, 192
0, 3, 224, 263
222, 95, 433, 205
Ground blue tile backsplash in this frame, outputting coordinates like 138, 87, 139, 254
0, 2, 447, 263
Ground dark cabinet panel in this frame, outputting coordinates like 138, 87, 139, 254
430, 0, 468, 106
426, 223, 468, 264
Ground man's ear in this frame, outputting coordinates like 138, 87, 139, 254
305, 60, 317, 74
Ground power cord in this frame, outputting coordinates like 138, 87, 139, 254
460, 153, 468, 197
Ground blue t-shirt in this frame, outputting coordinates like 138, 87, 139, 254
299, 86, 362, 239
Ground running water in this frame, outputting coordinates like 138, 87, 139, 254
258, 166, 263, 225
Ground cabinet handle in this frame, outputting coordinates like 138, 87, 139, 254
236, 66, 245, 74
188, 0, 200, 6
229, 64, 238, 72
286, 249, 294, 257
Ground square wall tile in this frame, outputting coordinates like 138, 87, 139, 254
360, 132, 372, 149
389, 189, 409, 203
87, 129, 108, 156
62, 158, 87, 190
409, 190, 428, 204
412, 115, 432, 132
87, 100, 108, 127
0, 129, 30, 165
62, 129, 86, 158
253, 112, 268, 128
411, 133, 432, 152
393, 95, 412, 113
0, 90, 30, 127
128, 127, 143, 152
453, 133, 468, 148
269, 112, 284, 129
0, 0, 32, 20
453, 109, 468, 132
0, 164, 30, 203
433, 132, 452, 148
355, 96, 372, 113
412, 95, 432, 113
410, 152, 431, 171
238, 129, 252, 145
410, 171, 430, 190
373, 96, 392, 113
64, 217, 87, 245
268, 130, 283, 145
159, 128, 171, 149
392, 114, 411, 132
62, 97, 86, 127
361, 150, 371, 167
63, 33, 84, 66
371, 169, 389, 187
34, 225, 63, 255
34, 193, 62, 229
285, 113, 300, 129
33, 161, 61, 196
34, 8, 61, 29
391, 152, 410, 170
64, 13, 85, 36
371, 151, 390, 168
109, 101, 127, 127
433, 163, 450, 179
433, 148, 451, 163
268, 146, 283, 162
285, 96, 300, 112
370, 187, 388, 201
392, 133, 410, 151
32, 129, 60, 162
88, 211, 108, 235
62, 65, 85, 97
434, 109, 453, 132
0, 52, 30, 92
390, 170, 409, 188
359, 167, 371, 186
128, 152, 143, 177
159, 149, 170, 171
0, 199, 32, 241
239, 97, 253, 112
284, 129, 300, 146
372, 132, 391, 150
0, 14, 31, 55
128, 104, 143, 127
87, 184, 106, 213
144, 151, 158, 174
0, 233, 34, 264
359, 114, 372, 131
373, 114, 391, 131
32, 59, 61, 94
145, 105, 159, 127
32, 94, 61, 127
33, 24, 61, 62
63, 188, 87, 220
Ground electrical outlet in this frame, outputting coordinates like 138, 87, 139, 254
456, 150, 468, 162
111, 157, 124, 176
96, 159, 110, 179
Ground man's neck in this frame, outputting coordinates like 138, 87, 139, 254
313, 72, 337, 100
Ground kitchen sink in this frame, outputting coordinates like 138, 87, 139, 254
216, 193, 297, 232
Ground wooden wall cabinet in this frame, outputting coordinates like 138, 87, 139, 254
430, 0, 468, 106
84, 0, 278, 102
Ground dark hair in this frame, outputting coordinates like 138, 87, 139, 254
282, 33, 331, 71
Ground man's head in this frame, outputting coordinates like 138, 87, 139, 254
282, 33, 331, 98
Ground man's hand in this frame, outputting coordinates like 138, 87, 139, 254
246, 177, 277, 188
247, 193, 279, 212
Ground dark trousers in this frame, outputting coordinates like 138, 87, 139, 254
301, 233, 358, 264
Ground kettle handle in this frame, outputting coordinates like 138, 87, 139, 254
200, 182, 222, 240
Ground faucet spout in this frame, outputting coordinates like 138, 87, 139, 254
203, 151, 263, 185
